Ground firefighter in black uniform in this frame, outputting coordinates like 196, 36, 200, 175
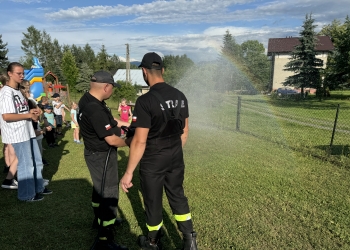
120, 52, 198, 250
78, 71, 129, 250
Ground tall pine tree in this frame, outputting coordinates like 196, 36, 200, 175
0, 34, 9, 72
61, 49, 79, 91
95, 45, 110, 71
221, 30, 242, 61
283, 14, 323, 95
75, 62, 93, 92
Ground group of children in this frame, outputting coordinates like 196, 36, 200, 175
35, 92, 81, 147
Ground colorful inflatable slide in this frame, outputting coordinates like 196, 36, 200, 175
24, 57, 45, 99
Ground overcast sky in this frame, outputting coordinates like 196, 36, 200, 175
0, 0, 348, 63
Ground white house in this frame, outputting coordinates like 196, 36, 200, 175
267, 36, 334, 91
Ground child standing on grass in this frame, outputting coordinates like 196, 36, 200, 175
70, 101, 82, 144
29, 100, 50, 187
118, 98, 132, 138
0, 73, 18, 189
61, 102, 70, 127
51, 93, 63, 135
43, 105, 57, 148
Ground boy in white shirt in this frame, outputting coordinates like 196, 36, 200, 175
51, 93, 63, 135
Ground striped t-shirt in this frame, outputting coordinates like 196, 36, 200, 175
0, 86, 36, 144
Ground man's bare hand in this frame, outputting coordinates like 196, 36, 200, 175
120, 172, 133, 193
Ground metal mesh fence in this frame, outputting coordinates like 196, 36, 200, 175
189, 94, 350, 167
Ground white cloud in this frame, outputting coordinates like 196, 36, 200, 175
45, 0, 350, 25
10, 0, 50, 3
46, 0, 253, 22
2, 0, 349, 63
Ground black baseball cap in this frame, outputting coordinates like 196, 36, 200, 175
44, 105, 53, 109
139, 52, 163, 70
51, 93, 60, 98
91, 71, 121, 87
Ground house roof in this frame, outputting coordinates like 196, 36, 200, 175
267, 36, 334, 55
113, 69, 147, 87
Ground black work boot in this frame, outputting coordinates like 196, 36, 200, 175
137, 235, 161, 250
182, 232, 198, 250
92, 207, 99, 229
95, 226, 128, 250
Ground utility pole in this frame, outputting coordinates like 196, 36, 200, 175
125, 43, 130, 83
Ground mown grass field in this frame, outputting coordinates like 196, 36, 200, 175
1, 92, 350, 249
193, 91, 350, 167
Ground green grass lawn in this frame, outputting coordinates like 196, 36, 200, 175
1, 92, 350, 249
191, 92, 350, 167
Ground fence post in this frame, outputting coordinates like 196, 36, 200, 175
236, 96, 241, 131
330, 104, 340, 147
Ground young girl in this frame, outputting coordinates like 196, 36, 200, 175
70, 101, 81, 144
118, 98, 132, 138
0, 73, 18, 189
0, 62, 51, 201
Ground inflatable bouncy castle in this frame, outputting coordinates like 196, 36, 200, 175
24, 57, 45, 100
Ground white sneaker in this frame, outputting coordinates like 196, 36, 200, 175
1, 179, 18, 189
43, 179, 49, 187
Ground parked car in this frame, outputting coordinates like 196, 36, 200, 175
276, 87, 299, 97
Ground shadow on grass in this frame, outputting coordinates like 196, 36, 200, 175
118, 150, 184, 249
41, 125, 71, 181
0, 177, 138, 249
0, 126, 140, 249
317, 144, 350, 156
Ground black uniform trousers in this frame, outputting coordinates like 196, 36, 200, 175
84, 148, 119, 224
140, 135, 193, 237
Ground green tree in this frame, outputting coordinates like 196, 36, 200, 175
241, 40, 270, 90
107, 54, 122, 75
70, 44, 85, 66
21, 25, 41, 61
75, 62, 93, 92
319, 19, 344, 42
0, 34, 9, 72
112, 81, 138, 103
283, 14, 323, 96
221, 30, 242, 61
323, 16, 350, 89
163, 54, 194, 86
48, 39, 64, 83
61, 50, 79, 90
218, 31, 261, 92
83, 44, 96, 70
21, 26, 64, 80
38, 30, 53, 68
95, 45, 110, 71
